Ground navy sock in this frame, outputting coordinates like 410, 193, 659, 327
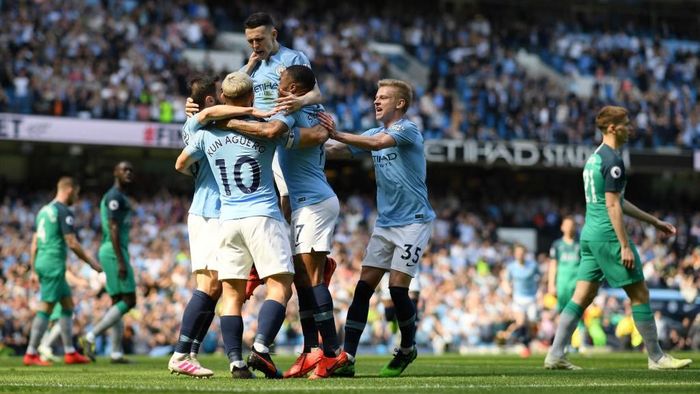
191, 302, 216, 355
343, 280, 374, 357
254, 300, 286, 349
220, 315, 244, 362
385, 305, 396, 322
312, 284, 339, 357
390, 286, 416, 349
296, 286, 319, 352
174, 290, 213, 354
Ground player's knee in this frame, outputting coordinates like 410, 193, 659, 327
123, 294, 137, 309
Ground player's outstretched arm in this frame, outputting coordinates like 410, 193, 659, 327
605, 192, 634, 268
622, 199, 677, 235
175, 149, 197, 176
64, 233, 102, 272
195, 105, 276, 124
218, 119, 287, 139
318, 112, 395, 151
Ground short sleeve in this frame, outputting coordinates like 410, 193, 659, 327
280, 127, 301, 149
184, 130, 206, 161
386, 121, 419, 146
549, 241, 558, 260
601, 155, 626, 192
289, 50, 311, 67
271, 112, 296, 132
106, 192, 123, 220
58, 207, 76, 235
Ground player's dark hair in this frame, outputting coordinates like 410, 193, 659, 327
189, 75, 217, 109
244, 12, 275, 29
284, 65, 316, 93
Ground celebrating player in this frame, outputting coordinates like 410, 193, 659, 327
319, 79, 435, 377
176, 72, 296, 379
24, 176, 102, 366
81, 162, 136, 363
219, 65, 348, 379
544, 106, 692, 370
168, 76, 275, 378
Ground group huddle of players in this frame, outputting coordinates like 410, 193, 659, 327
23, 11, 691, 380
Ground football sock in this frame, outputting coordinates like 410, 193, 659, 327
296, 286, 319, 352
58, 309, 75, 353
632, 303, 664, 362
27, 311, 50, 355
343, 280, 374, 357
91, 304, 125, 337
174, 290, 211, 354
191, 303, 216, 356
110, 320, 124, 358
550, 301, 583, 358
390, 286, 417, 350
385, 305, 396, 322
40, 322, 61, 349
254, 300, 286, 351
220, 315, 244, 362
312, 284, 339, 357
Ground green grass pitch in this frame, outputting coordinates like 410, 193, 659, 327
1, 352, 699, 393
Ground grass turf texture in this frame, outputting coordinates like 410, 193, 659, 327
1, 352, 698, 393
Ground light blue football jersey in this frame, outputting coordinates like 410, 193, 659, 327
272, 104, 335, 211
242, 46, 311, 111
348, 118, 435, 227
181, 117, 221, 218
507, 260, 540, 298
185, 124, 292, 221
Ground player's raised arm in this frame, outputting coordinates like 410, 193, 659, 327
175, 149, 197, 176
622, 200, 677, 236
218, 118, 288, 139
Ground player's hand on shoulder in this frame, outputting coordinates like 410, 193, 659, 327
318, 112, 336, 134
185, 97, 199, 117
654, 219, 676, 236
253, 108, 279, 119
274, 93, 303, 114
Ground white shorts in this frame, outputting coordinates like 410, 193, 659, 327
272, 153, 288, 197
379, 271, 421, 301
362, 222, 432, 278
513, 295, 539, 322
291, 197, 339, 255
187, 214, 219, 272
216, 216, 294, 280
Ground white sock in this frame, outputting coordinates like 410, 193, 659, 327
172, 352, 187, 360
65, 345, 76, 353
230, 360, 246, 370
253, 342, 269, 353
85, 332, 95, 343
111, 351, 124, 360
347, 353, 355, 362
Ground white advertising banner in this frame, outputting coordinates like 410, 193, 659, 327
0, 113, 184, 148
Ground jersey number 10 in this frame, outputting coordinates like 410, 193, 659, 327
215, 157, 261, 195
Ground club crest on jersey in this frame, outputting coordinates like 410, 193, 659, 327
610, 166, 622, 179
389, 123, 405, 132
276, 65, 286, 76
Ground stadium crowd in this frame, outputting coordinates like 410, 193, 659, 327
1, 191, 699, 357
2, 1, 700, 148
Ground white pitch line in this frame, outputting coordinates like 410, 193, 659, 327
2, 381, 700, 392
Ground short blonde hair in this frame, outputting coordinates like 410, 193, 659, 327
595, 106, 628, 133
57, 176, 76, 191
222, 72, 253, 99
378, 79, 413, 112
